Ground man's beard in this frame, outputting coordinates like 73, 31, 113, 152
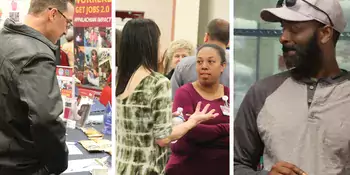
282, 31, 323, 80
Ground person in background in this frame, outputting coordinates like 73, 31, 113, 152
90, 27, 98, 47
84, 27, 90, 46
75, 46, 85, 69
59, 48, 70, 66
99, 28, 111, 48
163, 39, 194, 79
166, 44, 230, 175
158, 49, 168, 74
76, 32, 83, 45
171, 19, 229, 99
91, 49, 99, 69
116, 18, 218, 175
62, 27, 74, 67
0, 0, 74, 174
99, 67, 112, 106
85, 49, 99, 87
234, 0, 350, 174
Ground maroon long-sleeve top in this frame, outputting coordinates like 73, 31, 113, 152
166, 83, 230, 175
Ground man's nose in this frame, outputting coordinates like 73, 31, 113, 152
280, 29, 292, 45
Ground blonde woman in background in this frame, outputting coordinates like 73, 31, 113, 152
163, 39, 194, 79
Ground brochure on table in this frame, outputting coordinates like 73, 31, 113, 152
56, 66, 75, 120
74, 88, 96, 127
62, 157, 110, 174
66, 142, 83, 155
56, 66, 97, 127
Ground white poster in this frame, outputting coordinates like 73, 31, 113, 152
0, 0, 30, 29
0, 1, 9, 28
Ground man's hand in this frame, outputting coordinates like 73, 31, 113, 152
186, 102, 219, 124
268, 161, 307, 175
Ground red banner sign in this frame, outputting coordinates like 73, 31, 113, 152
73, 0, 112, 27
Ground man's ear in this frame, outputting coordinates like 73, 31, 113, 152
204, 33, 209, 43
48, 8, 56, 21
221, 62, 227, 73
320, 25, 333, 44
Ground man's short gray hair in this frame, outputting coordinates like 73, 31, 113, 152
28, 0, 74, 14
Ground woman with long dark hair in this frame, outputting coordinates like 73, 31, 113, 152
116, 19, 218, 175
116, 29, 121, 67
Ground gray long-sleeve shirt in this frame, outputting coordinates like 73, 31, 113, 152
234, 70, 350, 175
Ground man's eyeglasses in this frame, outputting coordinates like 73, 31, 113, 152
48, 7, 73, 29
276, 0, 334, 26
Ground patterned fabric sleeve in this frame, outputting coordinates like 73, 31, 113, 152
151, 76, 173, 139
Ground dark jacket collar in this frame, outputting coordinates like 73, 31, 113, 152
3, 18, 58, 50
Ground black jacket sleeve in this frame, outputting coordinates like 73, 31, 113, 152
234, 84, 268, 175
17, 55, 68, 174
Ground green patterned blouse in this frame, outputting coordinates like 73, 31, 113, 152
116, 72, 173, 175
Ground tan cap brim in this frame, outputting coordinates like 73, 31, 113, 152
261, 7, 314, 22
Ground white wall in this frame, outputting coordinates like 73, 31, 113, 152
116, 0, 173, 53
208, 0, 229, 21
173, 0, 200, 47
197, 0, 230, 45
116, 0, 229, 50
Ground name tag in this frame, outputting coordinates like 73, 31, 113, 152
220, 105, 230, 116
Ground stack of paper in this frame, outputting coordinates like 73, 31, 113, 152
79, 139, 112, 154
80, 127, 104, 139
66, 142, 83, 155
63, 158, 106, 174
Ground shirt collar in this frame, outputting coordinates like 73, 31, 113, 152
298, 69, 349, 85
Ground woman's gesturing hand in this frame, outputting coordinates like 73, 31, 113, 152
186, 102, 219, 124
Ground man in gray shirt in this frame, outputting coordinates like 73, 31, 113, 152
234, 0, 350, 175
170, 19, 230, 98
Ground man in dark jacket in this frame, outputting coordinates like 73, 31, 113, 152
0, 0, 74, 174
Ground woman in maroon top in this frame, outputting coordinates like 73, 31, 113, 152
166, 44, 230, 175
